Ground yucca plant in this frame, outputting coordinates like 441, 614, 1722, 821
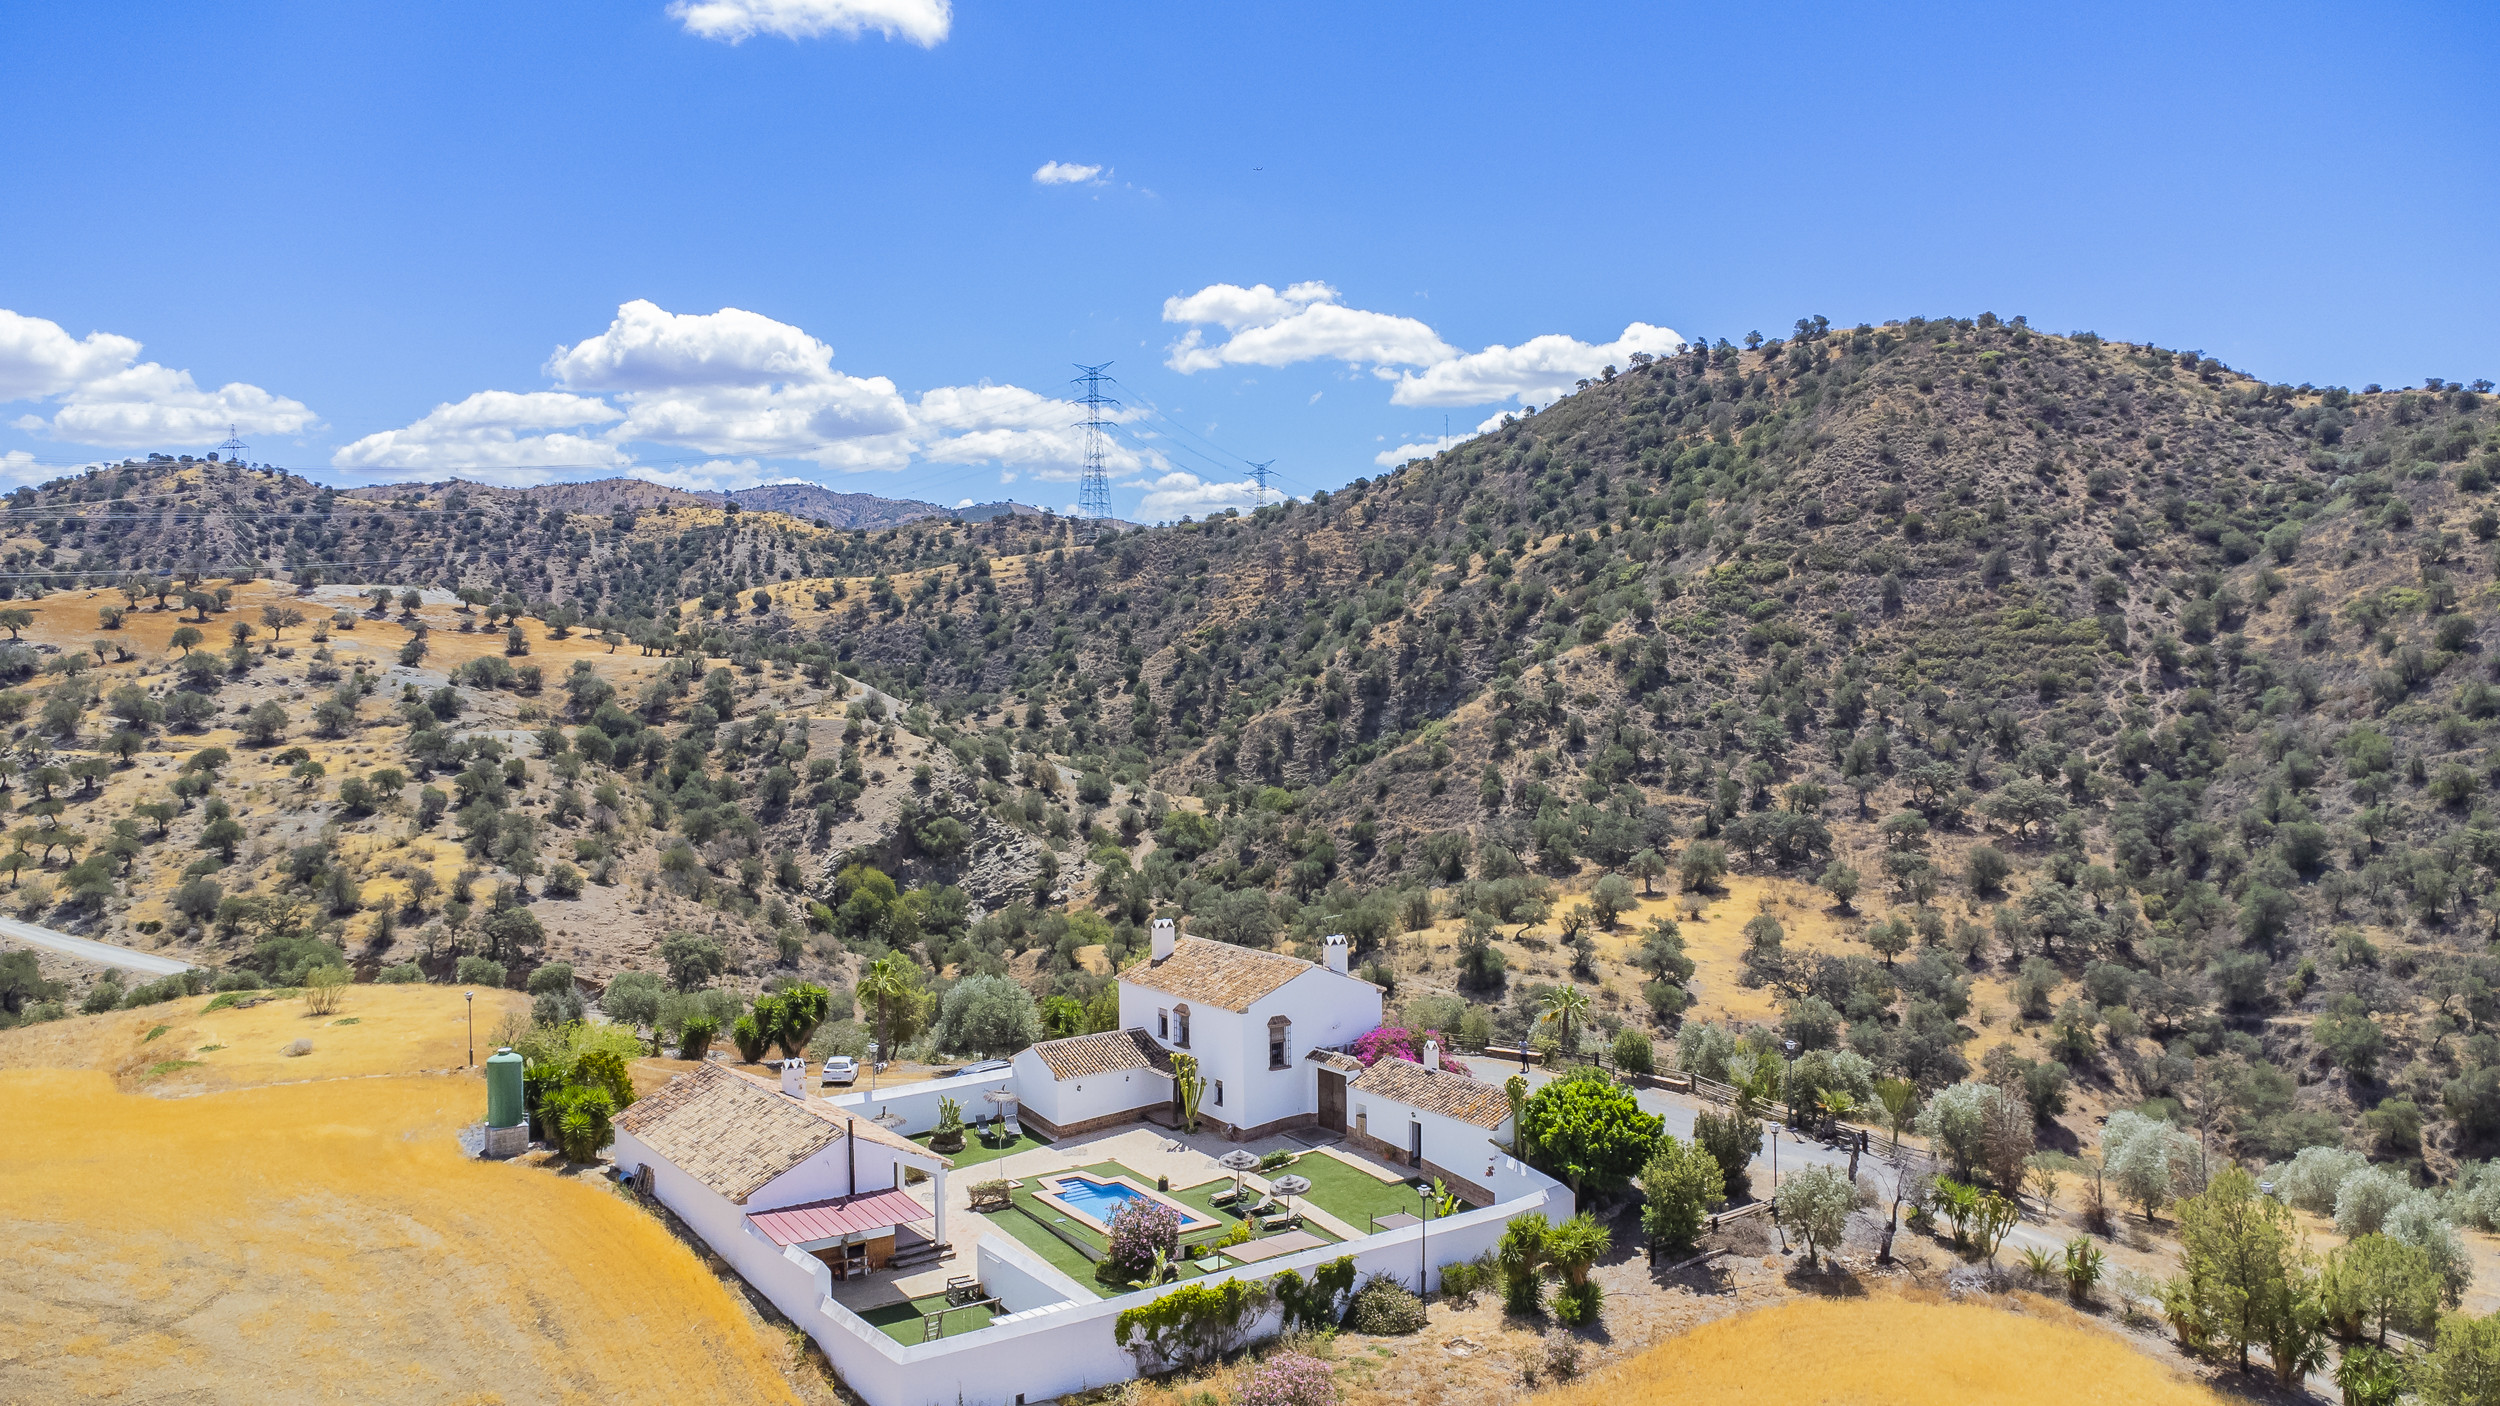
2019, 1244, 2063, 1281
2063, 1237, 2106, 1301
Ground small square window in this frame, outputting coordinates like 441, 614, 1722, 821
1214, 1079, 1224, 1107
1269, 1038, 1286, 1070
1157, 1010, 1168, 1040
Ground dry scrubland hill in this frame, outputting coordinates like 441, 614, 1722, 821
8, 318, 2500, 1181
0, 984, 804, 1405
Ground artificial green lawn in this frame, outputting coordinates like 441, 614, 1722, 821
978, 1160, 1344, 1299
855, 1294, 999, 1344
1281, 1153, 1426, 1230
912, 1127, 1054, 1169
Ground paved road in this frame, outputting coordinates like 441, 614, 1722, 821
0, 916, 193, 976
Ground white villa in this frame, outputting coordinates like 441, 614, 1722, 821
608, 918, 1567, 1406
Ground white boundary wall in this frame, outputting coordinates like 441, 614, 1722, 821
626, 1129, 1570, 1406
828, 1072, 1019, 1136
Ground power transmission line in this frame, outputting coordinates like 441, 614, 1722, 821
1072, 362, 1116, 537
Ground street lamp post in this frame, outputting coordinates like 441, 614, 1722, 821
1412, 1177, 1433, 1302
465, 990, 475, 1067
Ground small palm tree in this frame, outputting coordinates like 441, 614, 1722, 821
857, 953, 916, 1093
1538, 985, 1592, 1060
1874, 1077, 1919, 1152
1542, 1212, 1612, 1288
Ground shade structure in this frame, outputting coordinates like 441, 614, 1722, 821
1268, 1172, 1311, 1216
1218, 1148, 1260, 1195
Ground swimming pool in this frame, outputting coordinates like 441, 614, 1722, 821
1035, 1173, 1221, 1234
1051, 1177, 1151, 1221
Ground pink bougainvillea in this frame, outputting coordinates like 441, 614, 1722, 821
1238, 1352, 1338, 1406
1348, 1026, 1471, 1078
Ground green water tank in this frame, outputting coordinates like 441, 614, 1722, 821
486, 1047, 525, 1129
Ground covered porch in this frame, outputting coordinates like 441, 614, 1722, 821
748, 1184, 953, 1283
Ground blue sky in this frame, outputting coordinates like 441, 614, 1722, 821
1, 1, 2493, 520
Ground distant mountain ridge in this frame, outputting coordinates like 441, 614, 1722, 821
339, 477, 1057, 530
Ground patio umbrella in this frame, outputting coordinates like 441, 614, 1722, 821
1269, 1173, 1311, 1217
1218, 1149, 1260, 1197
982, 1089, 1020, 1143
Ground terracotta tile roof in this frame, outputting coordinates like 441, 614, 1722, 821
1350, 1056, 1514, 1130
616, 1062, 947, 1205
1028, 1028, 1175, 1081
1121, 935, 1314, 1013
1305, 1049, 1365, 1074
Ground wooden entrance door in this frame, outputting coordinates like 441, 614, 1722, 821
1318, 1070, 1347, 1133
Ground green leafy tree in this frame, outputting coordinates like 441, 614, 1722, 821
1520, 1068, 1662, 1198
1678, 840, 1728, 893
1691, 1105, 1763, 1202
2173, 1165, 2311, 1379
1640, 1134, 1724, 1257
1774, 1164, 1856, 1268
931, 972, 1041, 1055
2418, 1313, 2500, 1406
658, 930, 726, 990
2322, 1233, 2442, 1347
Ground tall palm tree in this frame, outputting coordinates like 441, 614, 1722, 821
1538, 985, 1592, 1061
858, 953, 916, 1095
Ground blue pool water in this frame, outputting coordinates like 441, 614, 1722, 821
1053, 1178, 1150, 1220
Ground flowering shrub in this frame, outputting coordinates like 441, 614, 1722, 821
1237, 1352, 1338, 1406
1104, 1196, 1180, 1279
1348, 1026, 1471, 1078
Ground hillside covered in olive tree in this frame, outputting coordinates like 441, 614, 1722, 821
6, 313, 2500, 1185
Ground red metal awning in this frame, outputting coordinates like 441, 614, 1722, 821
748, 1188, 932, 1248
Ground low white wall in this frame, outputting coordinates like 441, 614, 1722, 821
974, 1233, 1083, 1314
623, 1124, 1575, 1406
830, 1073, 1019, 1136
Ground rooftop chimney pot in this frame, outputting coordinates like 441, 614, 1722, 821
1151, 918, 1178, 961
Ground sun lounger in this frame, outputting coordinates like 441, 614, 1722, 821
1209, 1185, 1242, 1207
1258, 1211, 1301, 1233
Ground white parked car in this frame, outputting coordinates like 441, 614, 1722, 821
819, 1056, 859, 1086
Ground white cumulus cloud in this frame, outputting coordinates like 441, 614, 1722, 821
1160, 281, 1685, 412
0, 306, 317, 449
1372, 410, 1516, 468
1033, 160, 1104, 186
668, 0, 949, 45
0, 450, 56, 488
1133, 471, 1279, 523
1162, 281, 1454, 374
630, 458, 772, 492
1388, 322, 1684, 408
339, 300, 1156, 486
331, 391, 628, 483
543, 299, 915, 466
0, 310, 141, 402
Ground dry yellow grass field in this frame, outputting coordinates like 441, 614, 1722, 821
1539, 1294, 2223, 1406
0, 1064, 806, 1405
0, 983, 530, 1093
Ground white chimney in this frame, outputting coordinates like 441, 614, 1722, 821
1323, 933, 1349, 975
1151, 918, 1178, 961
1424, 1038, 1440, 1072
780, 1058, 807, 1098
